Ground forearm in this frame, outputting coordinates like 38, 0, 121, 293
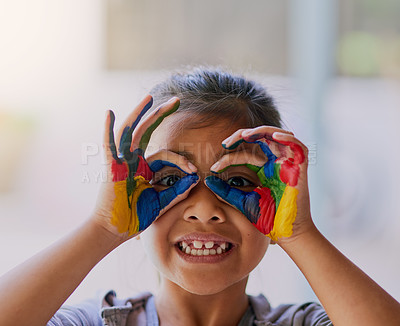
0, 218, 122, 326
280, 225, 400, 326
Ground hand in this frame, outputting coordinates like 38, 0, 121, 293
94, 95, 199, 241
205, 126, 311, 243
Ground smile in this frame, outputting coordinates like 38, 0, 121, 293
177, 240, 232, 256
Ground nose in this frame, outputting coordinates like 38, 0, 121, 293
182, 180, 227, 224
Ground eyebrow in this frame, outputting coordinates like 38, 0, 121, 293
170, 146, 265, 162
170, 150, 196, 162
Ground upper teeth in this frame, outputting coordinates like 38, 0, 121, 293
178, 240, 230, 256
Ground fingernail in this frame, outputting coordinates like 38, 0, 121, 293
187, 161, 197, 173
210, 162, 220, 172
273, 132, 284, 139
167, 97, 178, 103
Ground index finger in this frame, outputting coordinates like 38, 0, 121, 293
116, 95, 154, 160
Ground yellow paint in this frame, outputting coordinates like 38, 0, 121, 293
267, 186, 298, 241
111, 176, 152, 236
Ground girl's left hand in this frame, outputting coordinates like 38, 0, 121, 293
205, 126, 313, 244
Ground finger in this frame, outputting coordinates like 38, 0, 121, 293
205, 176, 276, 236
103, 110, 120, 164
272, 132, 307, 165
136, 174, 200, 231
210, 150, 266, 173
147, 149, 197, 174
130, 97, 180, 152
222, 126, 293, 149
241, 126, 294, 142
205, 175, 270, 227
158, 174, 199, 210
116, 95, 154, 159
205, 175, 252, 216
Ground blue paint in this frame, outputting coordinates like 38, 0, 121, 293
118, 98, 154, 160
149, 160, 188, 173
158, 174, 199, 208
243, 192, 261, 224
137, 188, 160, 231
242, 140, 277, 179
108, 110, 121, 162
137, 174, 199, 231
205, 176, 261, 224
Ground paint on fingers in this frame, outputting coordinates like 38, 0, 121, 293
138, 99, 180, 150
110, 176, 153, 235
267, 186, 298, 241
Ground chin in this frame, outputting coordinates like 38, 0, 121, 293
172, 273, 248, 296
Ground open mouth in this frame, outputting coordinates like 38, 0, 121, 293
177, 240, 233, 256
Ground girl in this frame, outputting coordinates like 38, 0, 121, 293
1, 68, 400, 326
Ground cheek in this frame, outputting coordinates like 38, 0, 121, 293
140, 220, 169, 266
236, 215, 270, 264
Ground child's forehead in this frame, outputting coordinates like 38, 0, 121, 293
146, 112, 266, 162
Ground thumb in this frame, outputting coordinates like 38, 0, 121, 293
158, 174, 200, 209
204, 176, 261, 223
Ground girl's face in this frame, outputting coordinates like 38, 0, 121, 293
141, 113, 270, 296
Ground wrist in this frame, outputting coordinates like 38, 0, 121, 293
83, 216, 126, 256
276, 219, 320, 253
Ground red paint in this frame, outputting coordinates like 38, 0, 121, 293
111, 160, 128, 182
276, 140, 305, 164
135, 156, 153, 180
279, 161, 300, 187
254, 187, 275, 234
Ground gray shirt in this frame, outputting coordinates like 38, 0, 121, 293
48, 291, 332, 326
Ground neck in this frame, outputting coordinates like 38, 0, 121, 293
155, 277, 249, 326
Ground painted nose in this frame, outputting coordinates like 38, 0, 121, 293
182, 181, 226, 224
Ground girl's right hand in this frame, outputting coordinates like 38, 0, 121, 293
92, 95, 199, 242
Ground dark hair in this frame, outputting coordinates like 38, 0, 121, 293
150, 67, 282, 129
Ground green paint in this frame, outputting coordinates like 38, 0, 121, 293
222, 139, 244, 150
126, 176, 137, 209
215, 162, 286, 208
213, 163, 260, 174
257, 164, 286, 207
138, 101, 180, 150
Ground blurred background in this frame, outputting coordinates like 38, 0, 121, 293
1, 0, 400, 307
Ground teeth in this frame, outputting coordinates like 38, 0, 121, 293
179, 241, 231, 256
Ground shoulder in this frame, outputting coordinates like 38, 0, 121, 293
47, 290, 154, 326
249, 294, 332, 326
47, 296, 103, 326
101, 290, 155, 326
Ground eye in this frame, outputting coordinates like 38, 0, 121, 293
156, 174, 182, 187
226, 176, 254, 188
